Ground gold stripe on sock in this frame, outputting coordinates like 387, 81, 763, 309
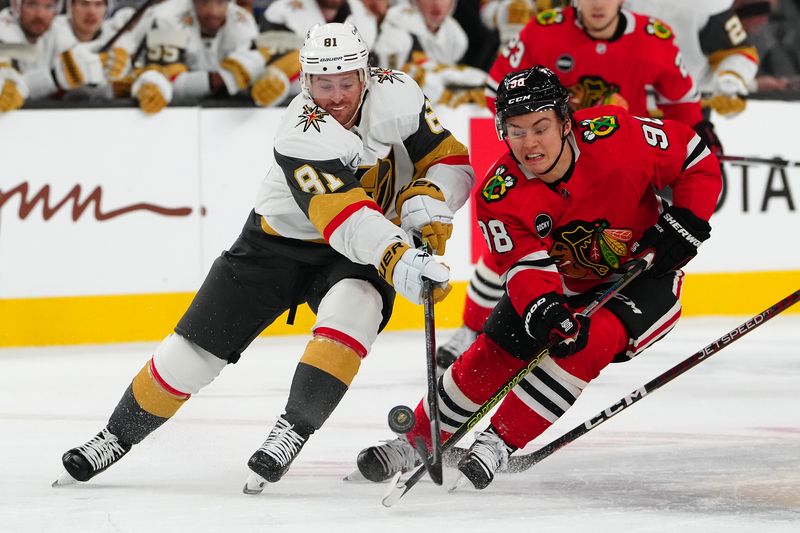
299, 337, 361, 386
131, 361, 189, 419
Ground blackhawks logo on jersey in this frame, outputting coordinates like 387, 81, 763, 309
296, 105, 329, 133
481, 165, 515, 202
579, 115, 619, 143
370, 67, 405, 84
645, 18, 673, 40
569, 76, 621, 110
551, 219, 633, 279
536, 9, 564, 26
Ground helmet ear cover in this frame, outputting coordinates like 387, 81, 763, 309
495, 65, 570, 140
299, 21, 370, 99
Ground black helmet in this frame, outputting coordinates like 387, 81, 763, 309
495, 66, 570, 140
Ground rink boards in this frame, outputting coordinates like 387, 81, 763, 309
1, 102, 798, 346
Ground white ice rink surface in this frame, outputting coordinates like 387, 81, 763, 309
1, 315, 799, 532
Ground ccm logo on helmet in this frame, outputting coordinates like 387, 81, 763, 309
508, 95, 532, 104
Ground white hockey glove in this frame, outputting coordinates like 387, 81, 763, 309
53, 44, 106, 90
218, 49, 268, 95
132, 69, 173, 114
397, 180, 454, 255
706, 71, 748, 116
378, 242, 452, 305
0, 67, 28, 112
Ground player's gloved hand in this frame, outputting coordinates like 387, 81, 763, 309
53, 44, 105, 90
0, 67, 28, 112
397, 180, 454, 255
132, 69, 172, 114
251, 65, 290, 107
630, 205, 711, 278
706, 72, 747, 116
497, 0, 533, 43
378, 242, 451, 305
693, 119, 723, 160
218, 49, 268, 95
523, 291, 589, 358
99, 47, 131, 82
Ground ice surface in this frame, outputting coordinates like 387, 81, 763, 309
1, 315, 798, 532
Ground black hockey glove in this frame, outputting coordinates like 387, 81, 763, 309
694, 120, 723, 161
631, 205, 711, 278
523, 292, 590, 358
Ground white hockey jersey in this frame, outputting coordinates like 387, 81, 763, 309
263, 0, 377, 49
380, 4, 468, 65
625, 0, 759, 92
254, 68, 474, 269
148, 0, 257, 72
0, 7, 59, 73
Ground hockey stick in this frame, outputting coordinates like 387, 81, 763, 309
489, 288, 800, 474
381, 260, 647, 507
98, 0, 160, 53
419, 270, 444, 485
719, 155, 800, 169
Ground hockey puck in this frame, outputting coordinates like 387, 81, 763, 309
387, 405, 415, 434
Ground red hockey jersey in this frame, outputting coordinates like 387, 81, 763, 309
486, 7, 703, 127
474, 105, 721, 316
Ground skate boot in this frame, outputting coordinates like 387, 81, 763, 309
356, 437, 420, 482
436, 325, 478, 370
245, 416, 308, 491
56, 427, 132, 485
452, 426, 515, 491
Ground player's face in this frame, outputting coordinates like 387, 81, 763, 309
19, 0, 58, 39
71, 0, 107, 39
309, 71, 364, 127
194, 0, 229, 36
417, 0, 452, 31
505, 110, 570, 180
362, 0, 388, 20
576, 0, 623, 33
317, 0, 344, 9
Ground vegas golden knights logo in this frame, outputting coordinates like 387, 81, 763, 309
356, 148, 396, 213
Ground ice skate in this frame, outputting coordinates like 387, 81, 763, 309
53, 427, 132, 486
243, 416, 308, 494
451, 427, 514, 491
356, 437, 420, 482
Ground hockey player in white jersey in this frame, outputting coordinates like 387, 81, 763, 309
262, 0, 378, 48
45, 0, 138, 98
625, 0, 759, 117
372, 0, 488, 107
54, 22, 475, 492
127, 0, 266, 113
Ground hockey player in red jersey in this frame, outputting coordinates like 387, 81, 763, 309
356, 66, 721, 490
437, 0, 714, 368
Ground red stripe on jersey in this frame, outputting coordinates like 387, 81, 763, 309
432, 154, 472, 167
313, 327, 368, 358
149, 358, 190, 397
630, 308, 682, 354
322, 200, 382, 242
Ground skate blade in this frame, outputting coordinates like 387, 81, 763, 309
242, 472, 267, 495
448, 473, 471, 493
380, 472, 405, 508
52, 471, 78, 487
342, 469, 367, 482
